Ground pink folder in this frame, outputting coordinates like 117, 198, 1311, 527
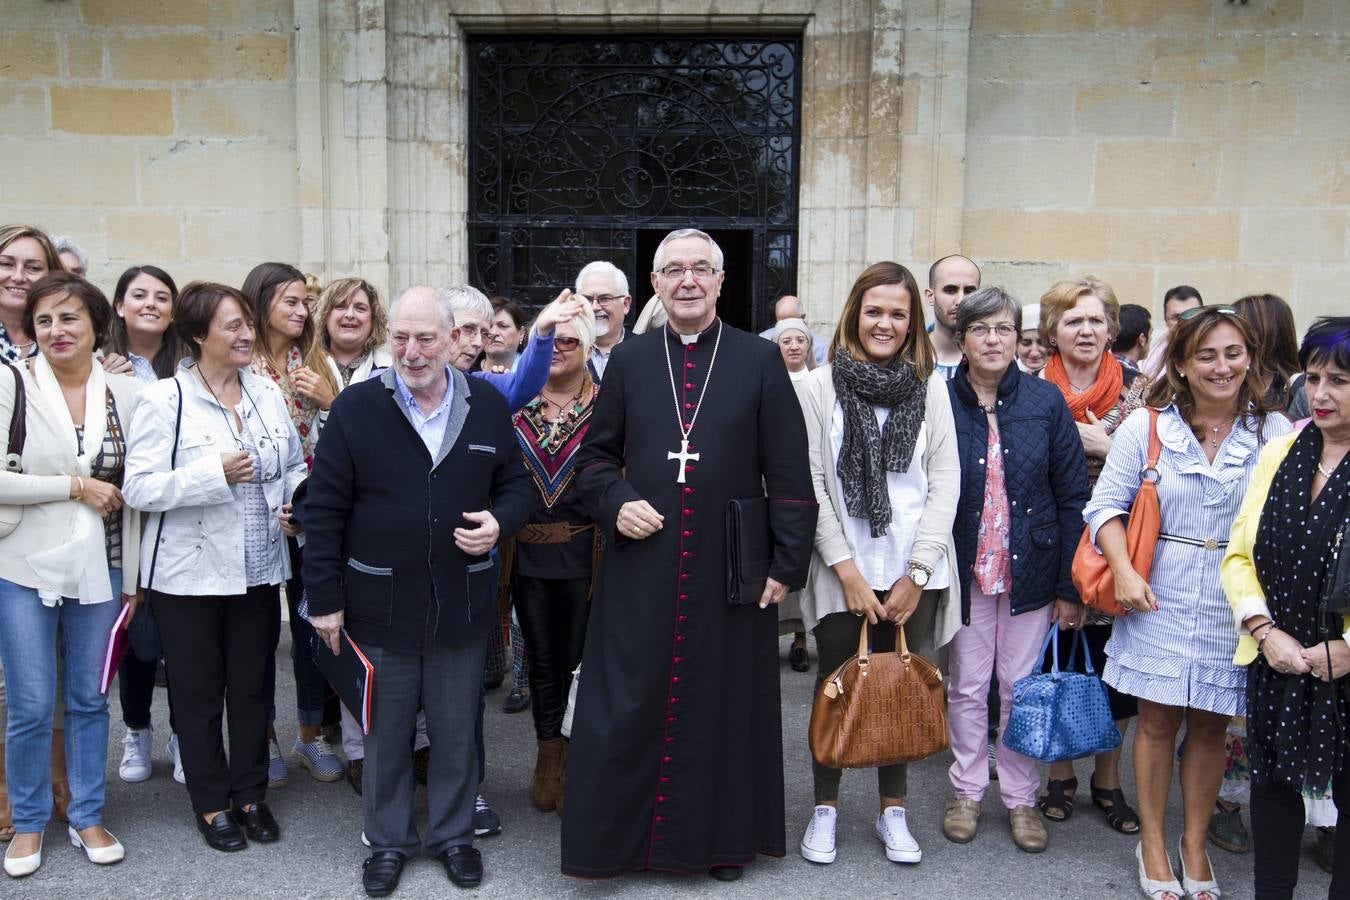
99, 602, 133, 695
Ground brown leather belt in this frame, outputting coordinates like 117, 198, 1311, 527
516, 522, 594, 545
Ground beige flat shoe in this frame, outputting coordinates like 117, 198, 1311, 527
1009, 805, 1047, 853
942, 797, 980, 843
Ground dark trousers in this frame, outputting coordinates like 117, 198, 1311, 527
1252, 765, 1350, 899
363, 636, 488, 857
514, 575, 590, 741
810, 594, 940, 802
118, 651, 174, 732
265, 539, 329, 728
151, 585, 276, 815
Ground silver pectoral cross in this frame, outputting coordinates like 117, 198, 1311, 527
667, 438, 701, 484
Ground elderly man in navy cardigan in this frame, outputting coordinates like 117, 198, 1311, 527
303, 286, 534, 896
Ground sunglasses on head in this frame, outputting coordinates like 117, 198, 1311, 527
1178, 304, 1238, 322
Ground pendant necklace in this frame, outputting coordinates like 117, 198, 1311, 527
662, 321, 723, 483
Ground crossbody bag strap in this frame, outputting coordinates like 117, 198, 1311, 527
145, 378, 183, 592
1145, 407, 1162, 469
3, 361, 26, 472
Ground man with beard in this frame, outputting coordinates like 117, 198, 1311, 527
562, 228, 816, 882
575, 261, 631, 383
923, 254, 980, 381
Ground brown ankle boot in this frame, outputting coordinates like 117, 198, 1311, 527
51, 729, 71, 823
531, 738, 565, 812
554, 740, 568, 817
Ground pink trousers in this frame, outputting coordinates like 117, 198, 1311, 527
947, 587, 1053, 808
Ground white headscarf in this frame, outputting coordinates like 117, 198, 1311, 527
773, 317, 816, 374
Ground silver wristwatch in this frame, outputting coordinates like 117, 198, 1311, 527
907, 561, 932, 588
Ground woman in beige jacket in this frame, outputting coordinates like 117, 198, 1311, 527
796, 262, 961, 868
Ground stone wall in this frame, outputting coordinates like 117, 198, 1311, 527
961, 0, 1349, 321
4, 0, 1346, 330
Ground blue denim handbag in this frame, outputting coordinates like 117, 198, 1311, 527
1002, 624, 1122, 763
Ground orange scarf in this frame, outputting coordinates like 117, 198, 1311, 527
1043, 351, 1123, 422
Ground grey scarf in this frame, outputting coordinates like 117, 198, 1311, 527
831, 352, 928, 538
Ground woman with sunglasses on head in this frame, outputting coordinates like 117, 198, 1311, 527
796, 261, 961, 867
241, 263, 343, 789
1089, 305, 1288, 900
506, 299, 598, 815
1222, 317, 1350, 899
104, 265, 191, 786
1035, 275, 1149, 835
122, 282, 307, 853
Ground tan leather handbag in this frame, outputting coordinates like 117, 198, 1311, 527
809, 620, 948, 769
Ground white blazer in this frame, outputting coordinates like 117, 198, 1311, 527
122, 363, 308, 596
0, 362, 143, 601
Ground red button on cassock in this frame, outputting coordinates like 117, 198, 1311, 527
673, 656, 683, 663
676, 635, 685, 642
685, 382, 694, 390
681, 551, 691, 558
684, 402, 693, 410
683, 486, 693, 495
663, 756, 672, 763
657, 795, 666, 803
683, 508, 693, 516
679, 594, 688, 601
655, 815, 664, 822
660, 776, 670, 783
673, 675, 681, 682
671, 697, 680, 704
682, 530, 692, 537
677, 615, 687, 623
686, 362, 694, 369
680, 572, 690, 580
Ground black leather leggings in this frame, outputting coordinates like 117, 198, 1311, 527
513, 575, 591, 741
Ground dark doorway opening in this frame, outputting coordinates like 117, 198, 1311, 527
466, 35, 802, 332
634, 228, 754, 332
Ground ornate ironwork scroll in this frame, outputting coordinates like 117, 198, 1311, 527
468, 36, 801, 324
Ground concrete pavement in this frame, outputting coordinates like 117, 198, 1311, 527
12, 635, 1332, 898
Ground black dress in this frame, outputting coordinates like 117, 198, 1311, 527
561, 322, 816, 877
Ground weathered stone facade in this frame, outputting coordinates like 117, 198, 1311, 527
4, 0, 1346, 331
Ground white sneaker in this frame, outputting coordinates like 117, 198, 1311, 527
876, 807, 922, 863
800, 805, 837, 864
119, 727, 153, 783
166, 732, 186, 785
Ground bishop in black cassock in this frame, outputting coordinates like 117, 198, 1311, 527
561, 230, 817, 880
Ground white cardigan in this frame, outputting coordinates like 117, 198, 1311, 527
122, 364, 308, 596
797, 364, 963, 648
0, 362, 144, 601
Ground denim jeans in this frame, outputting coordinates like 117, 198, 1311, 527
0, 572, 122, 832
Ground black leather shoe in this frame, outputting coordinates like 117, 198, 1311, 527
438, 845, 483, 888
362, 851, 407, 897
709, 865, 743, 881
195, 811, 247, 852
230, 802, 280, 843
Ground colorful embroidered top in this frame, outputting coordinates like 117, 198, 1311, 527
512, 380, 599, 579
251, 343, 321, 469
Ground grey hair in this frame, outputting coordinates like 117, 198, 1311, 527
652, 228, 724, 272
575, 260, 629, 297
439, 284, 492, 324
954, 286, 1021, 337
51, 234, 88, 272
391, 285, 454, 331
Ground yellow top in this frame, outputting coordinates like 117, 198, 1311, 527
1222, 431, 1350, 665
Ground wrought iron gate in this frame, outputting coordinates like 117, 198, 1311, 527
467, 35, 802, 329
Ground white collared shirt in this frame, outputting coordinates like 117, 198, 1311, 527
392, 368, 455, 457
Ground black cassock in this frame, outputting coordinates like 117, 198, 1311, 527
561, 321, 816, 877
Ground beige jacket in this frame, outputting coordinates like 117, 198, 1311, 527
797, 364, 962, 647
0, 362, 143, 600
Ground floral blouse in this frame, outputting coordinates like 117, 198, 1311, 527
973, 424, 1011, 595
251, 343, 321, 469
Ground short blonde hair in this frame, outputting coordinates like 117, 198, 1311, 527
533, 294, 597, 357
1040, 275, 1120, 344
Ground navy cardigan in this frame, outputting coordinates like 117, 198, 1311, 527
948, 364, 1090, 623
303, 368, 535, 654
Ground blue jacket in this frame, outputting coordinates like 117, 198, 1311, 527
948, 364, 1089, 623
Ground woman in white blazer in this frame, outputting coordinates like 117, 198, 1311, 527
796, 262, 961, 869
122, 282, 306, 854
0, 273, 143, 876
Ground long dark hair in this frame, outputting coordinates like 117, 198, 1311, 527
1233, 293, 1300, 408
107, 265, 186, 378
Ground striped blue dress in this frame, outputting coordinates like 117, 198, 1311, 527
1085, 405, 1291, 716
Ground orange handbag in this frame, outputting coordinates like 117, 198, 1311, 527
1071, 407, 1162, 617
809, 620, 948, 769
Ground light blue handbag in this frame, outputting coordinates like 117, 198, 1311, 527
1002, 624, 1122, 763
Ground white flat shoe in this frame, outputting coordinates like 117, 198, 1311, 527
69, 826, 125, 865
800, 805, 837, 864
3, 833, 42, 878
1136, 843, 1183, 900
1178, 840, 1221, 900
